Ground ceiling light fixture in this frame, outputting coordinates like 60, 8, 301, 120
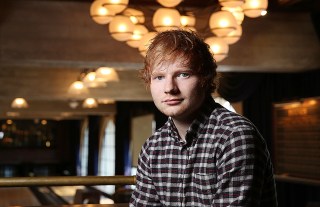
68, 80, 89, 95
11, 98, 29, 109
90, 0, 268, 62
82, 71, 107, 88
242, 0, 268, 18
205, 37, 229, 62
83, 98, 99, 108
69, 67, 119, 90
157, 0, 183, 8
95, 67, 119, 82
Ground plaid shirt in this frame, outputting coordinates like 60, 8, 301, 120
130, 97, 277, 207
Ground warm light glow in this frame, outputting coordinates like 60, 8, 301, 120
90, 0, 115, 24
163, 17, 173, 25
6, 119, 13, 125
68, 81, 89, 95
126, 24, 148, 48
209, 11, 237, 37
261, 10, 267, 16
95, 67, 119, 82
102, 0, 129, 14
222, 24, 242, 44
153, 8, 181, 32
83, 98, 99, 108
11, 98, 29, 108
180, 14, 196, 31
74, 82, 84, 89
89, 0, 266, 68
205, 37, 229, 62
242, 0, 268, 18
219, 19, 229, 27
83, 72, 107, 88
138, 32, 157, 57
180, 16, 188, 26
157, 0, 182, 7
97, 98, 115, 104
85, 72, 96, 82
41, 120, 47, 125
123, 8, 145, 24
118, 24, 127, 32
218, 0, 244, 8
221, 6, 244, 25
69, 101, 79, 109
307, 99, 317, 106
109, 15, 134, 41
6, 112, 20, 117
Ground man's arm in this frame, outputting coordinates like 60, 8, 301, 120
212, 126, 276, 207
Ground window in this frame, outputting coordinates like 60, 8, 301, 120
97, 117, 116, 195
78, 119, 89, 176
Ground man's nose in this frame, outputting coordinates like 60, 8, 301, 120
164, 77, 178, 94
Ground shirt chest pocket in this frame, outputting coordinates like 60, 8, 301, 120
192, 168, 216, 195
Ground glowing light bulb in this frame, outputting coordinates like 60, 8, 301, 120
219, 19, 229, 27
163, 17, 173, 25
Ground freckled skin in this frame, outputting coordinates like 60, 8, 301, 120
150, 58, 206, 125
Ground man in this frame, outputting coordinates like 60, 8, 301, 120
130, 30, 277, 206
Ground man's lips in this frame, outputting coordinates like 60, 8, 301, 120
163, 98, 183, 105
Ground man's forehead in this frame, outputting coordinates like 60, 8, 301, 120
151, 59, 191, 72
151, 55, 190, 69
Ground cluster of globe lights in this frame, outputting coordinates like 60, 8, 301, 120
90, 0, 268, 62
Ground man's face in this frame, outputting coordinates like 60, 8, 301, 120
150, 57, 206, 123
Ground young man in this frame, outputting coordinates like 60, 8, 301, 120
130, 30, 277, 206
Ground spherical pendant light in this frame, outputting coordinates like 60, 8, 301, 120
218, 0, 244, 8
126, 24, 149, 48
95, 67, 119, 82
82, 72, 107, 88
221, 6, 244, 25
11, 98, 29, 108
123, 8, 145, 24
83, 98, 98, 108
109, 15, 134, 41
205, 37, 229, 62
90, 0, 115, 24
209, 10, 237, 37
153, 8, 181, 32
180, 14, 196, 31
242, 0, 268, 18
103, 0, 129, 14
156, 0, 183, 8
68, 81, 89, 95
222, 24, 242, 44
138, 32, 157, 57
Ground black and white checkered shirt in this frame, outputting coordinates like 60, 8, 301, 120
130, 97, 277, 207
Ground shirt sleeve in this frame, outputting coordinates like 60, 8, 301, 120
212, 126, 276, 207
130, 142, 161, 207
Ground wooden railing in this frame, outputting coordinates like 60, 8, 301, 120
0, 175, 136, 187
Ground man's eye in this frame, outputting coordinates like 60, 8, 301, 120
153, 76, 164, 80
178, 73, 190, 78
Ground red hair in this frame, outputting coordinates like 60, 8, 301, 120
140, 29, 218, 95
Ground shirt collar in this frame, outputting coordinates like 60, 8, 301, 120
166, 96, 219, 144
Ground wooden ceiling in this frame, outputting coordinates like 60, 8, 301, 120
0, 0, 319, 120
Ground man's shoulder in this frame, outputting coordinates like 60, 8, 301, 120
143, 121, 171, 145
211, 107, 256, 130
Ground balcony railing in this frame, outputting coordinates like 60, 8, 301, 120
0, 175, 136, 187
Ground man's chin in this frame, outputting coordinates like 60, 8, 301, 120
161, 110, 181, 118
